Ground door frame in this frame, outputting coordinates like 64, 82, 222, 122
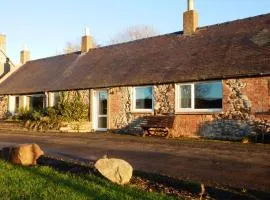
92, 89, 108, 131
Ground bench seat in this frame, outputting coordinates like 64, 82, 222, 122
141, 116, 175, 138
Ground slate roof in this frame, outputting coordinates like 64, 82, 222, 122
0, 13, 269, 95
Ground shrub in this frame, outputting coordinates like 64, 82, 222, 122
54, 91, 88, 122
19, 91, 89, 131
17, 108, 33, 121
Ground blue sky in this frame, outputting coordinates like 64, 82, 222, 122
1, 0, 269, 63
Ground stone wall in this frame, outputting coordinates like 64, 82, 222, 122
153, 84, 175, 114
109, 84, 175, 133
109, 87, 133, 129
200, 77, 270, 140
171, 114, 213, 137
107, 83, 215, 137
108, 76, 269, 139
0, 95, 8, 119
241, 77, 269, 113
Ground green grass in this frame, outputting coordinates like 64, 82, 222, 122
0, 160, 176, 200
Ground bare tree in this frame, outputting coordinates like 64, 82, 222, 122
63, 42, 81, 54
109, 25, 159, 45
55, 41, 80, 55
56, 38, 101, 55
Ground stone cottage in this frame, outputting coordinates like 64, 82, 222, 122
0, 0, 269, 138
0, 34, 19, 118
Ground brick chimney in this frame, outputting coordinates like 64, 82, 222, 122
0, 34, 6, 52
81, 27, 94, 53
183, 0, 198, 35
20, 44, 30, 64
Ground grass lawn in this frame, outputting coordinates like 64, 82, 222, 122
0, 160, 176, 200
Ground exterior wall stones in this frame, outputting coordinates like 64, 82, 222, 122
0, 95, 8, 119
153, 84, 175, 114
222, 77, 269, 114
5, 76, 268, 138
255, 113, 270, 121
241, 77, 269, 113
201, 77, 270, 139
221, 79, 252, 119
108, 76, 269, 139
171, 114, 213, 137
109, 87, 133, 129
109, 84, 175, 132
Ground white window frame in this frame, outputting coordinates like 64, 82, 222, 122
27, 94, 46, 110
175, 81, 223, 113
47, 92, 60, 107
14, 96, 20, 113
8, 95, 16, 115
132, 86, 154, 113
92, 89, 108, 131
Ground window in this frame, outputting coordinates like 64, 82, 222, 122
133, 86, 153, 112
15, 96, 20, 112
28, 95, 45, 111
179, 85, 192, 108
176, 81, 222, 112
49, 92, 60, 107
54, 92, 60, 105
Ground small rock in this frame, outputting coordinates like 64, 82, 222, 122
94, 158, 133, 185
2, 144, 44, 166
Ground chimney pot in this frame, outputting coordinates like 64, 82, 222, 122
85, 27, 90, 36
20, 45, 30, 65
188, 0, 194, 11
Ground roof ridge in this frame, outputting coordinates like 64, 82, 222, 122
25, 13, 270, 63
198, 12, 270, 30
0, 11, 269, 95
87, 31, 182, 51
27, 51, 81, 63
91, 13, 270, 51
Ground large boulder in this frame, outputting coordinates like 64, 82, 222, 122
1, 144, 44, 166
94, 158, 133, 185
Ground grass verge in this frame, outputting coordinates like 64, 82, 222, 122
0, 160, 177, 200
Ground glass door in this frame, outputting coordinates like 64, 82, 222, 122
96, 90, 108, 131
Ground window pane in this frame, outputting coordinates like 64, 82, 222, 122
180, 85, 192, 108
54, 92, 60, 105
99, 92, 107, 115
135, 87, 153, 109
195, 82, 222, 109
15, 97, 20, 111
30, 96, 44, 110
98, 117, 107, 129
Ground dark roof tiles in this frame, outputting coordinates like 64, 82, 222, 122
0, 13, 269, 95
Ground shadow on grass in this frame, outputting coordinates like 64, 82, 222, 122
0, 158, 168, 200
37, 156, 270, 200
1, 150, 270, 200
20, 166, 161, 200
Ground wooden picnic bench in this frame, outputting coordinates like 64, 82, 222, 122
141, 116, 175, 138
